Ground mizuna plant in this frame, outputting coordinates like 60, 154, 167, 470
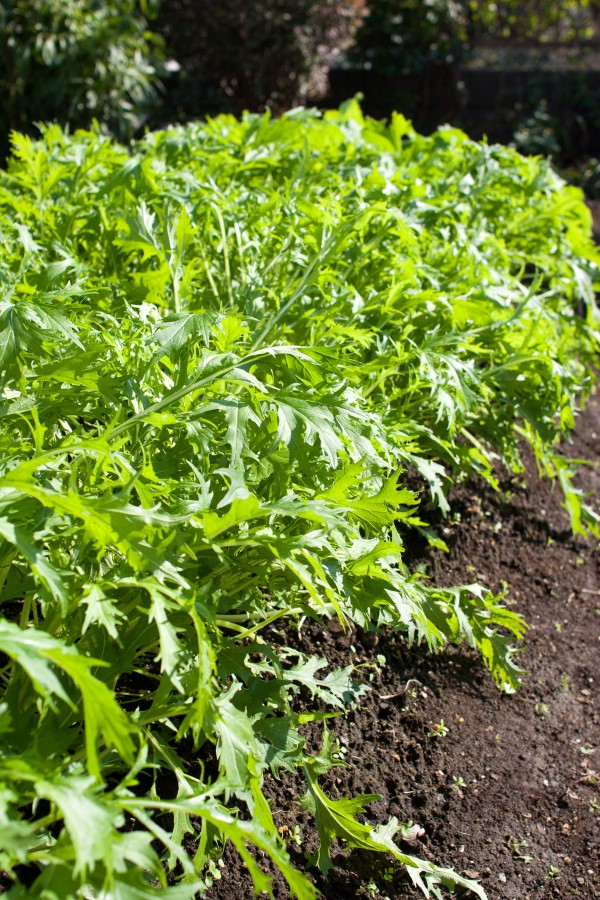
0, 102, 598, 898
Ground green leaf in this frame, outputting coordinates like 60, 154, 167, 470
0, 620, 136, 776
0, 299, 84, 379
282, 653, 366, 708
151, 311, 218, 362
124, 796, 318, 900
0, 516, 69, 609
37, 775, 121, 877
302, 763, 486, 898
213, 684, 262, 791
81, 584, 125, 641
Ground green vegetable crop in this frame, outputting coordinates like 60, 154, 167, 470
0, 101, 598, 897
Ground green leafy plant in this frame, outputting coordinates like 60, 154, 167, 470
0, 102, 598, 896
508, 836, 534, 864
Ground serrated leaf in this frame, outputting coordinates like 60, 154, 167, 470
81, 584, 125, 640
213, 684, 261, 791
0, 620, 136, 775
302, 765, 486, 898
151, 311, 218, 362
0, 516, 69, 609
37, 775, 121, 877
272, 391, 345, 466
282, 654, 365, 708
124, 796, 318, 900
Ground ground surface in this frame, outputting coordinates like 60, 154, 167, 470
207, 386, 600, 900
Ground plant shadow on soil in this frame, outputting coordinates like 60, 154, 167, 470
205, 387, 600, 900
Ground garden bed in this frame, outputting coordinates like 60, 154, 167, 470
206, 387, 600, 899
1, 106, 598, 899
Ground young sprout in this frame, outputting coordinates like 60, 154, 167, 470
428, 720, 449, 738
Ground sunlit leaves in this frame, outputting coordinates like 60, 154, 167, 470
0, 103, 597, 897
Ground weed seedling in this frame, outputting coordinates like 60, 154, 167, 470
428, 720, 449, 739
508, 837, 534, 864
358, 878, 391, 899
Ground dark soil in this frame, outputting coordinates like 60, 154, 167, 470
206, 385, 600, 900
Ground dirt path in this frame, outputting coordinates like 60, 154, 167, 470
208, 386, 600, 900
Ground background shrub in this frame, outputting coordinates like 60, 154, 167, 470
470, 0, 600, 42
347, 1, 600, 75
0, 0, 163, 158
155, 0, 367, 118
347, 0, 469, 75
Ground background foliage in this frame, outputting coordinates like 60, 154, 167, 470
469, 0, 600, 42
155, 0, 367, 117
347, 0, 468, 74
3, 1, 600, 159
348, 0, 600, 74
0, 0, 163, 158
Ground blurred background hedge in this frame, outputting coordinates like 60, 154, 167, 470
2, 1, 600, 177
0, 0, 164, 159
155, 0, 367, 118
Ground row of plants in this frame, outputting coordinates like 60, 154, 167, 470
0, 102, 599, 897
